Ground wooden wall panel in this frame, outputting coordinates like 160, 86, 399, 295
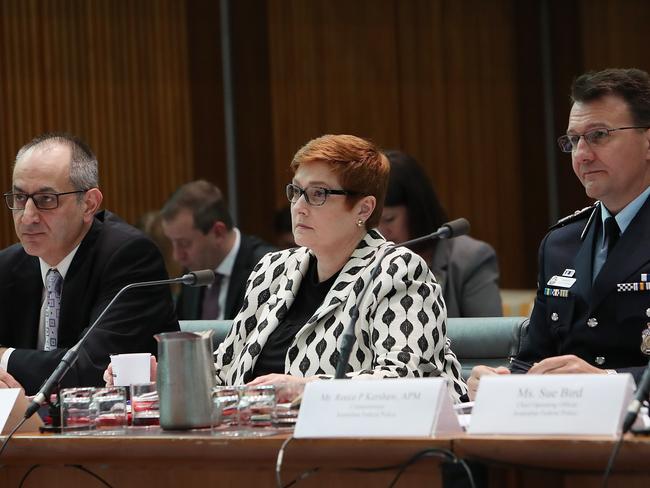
0, 0, 193, 249
267, 0, 402, 206
265, 0, 526, 286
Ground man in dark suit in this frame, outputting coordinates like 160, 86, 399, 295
160, 180, 276, 320
469, 68, 650, 398
0, 133, 178, 395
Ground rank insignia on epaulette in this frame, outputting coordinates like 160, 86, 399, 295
544, 287, 569, 298
617, 282, 650, 292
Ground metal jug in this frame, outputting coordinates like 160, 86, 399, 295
155, 330, 216, 430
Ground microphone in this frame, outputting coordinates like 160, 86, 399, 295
399, 218, 470, 249
334, 219, 470, 379
622, 358, 650, 433
24, 269, 215, 419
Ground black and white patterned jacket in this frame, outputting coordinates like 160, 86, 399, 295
214, 230, 467, 402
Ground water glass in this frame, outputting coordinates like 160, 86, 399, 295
61, 387, 95, 432
212, 386, 240, 428
91, 387, 127, 430
272, 382, 305, 429
239, 385, 276, 428
130, 382, 160, 427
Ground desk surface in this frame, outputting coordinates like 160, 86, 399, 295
2, 430, 650, 488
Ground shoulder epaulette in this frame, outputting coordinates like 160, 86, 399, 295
548, 202, 599, 231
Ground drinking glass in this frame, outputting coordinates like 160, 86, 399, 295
212, 386, 240, 429
239, 385, 276, 428
130, 382, 160, 427
60, 387, 95, 433
272, 382, 305, 429
91, 386, 127, 431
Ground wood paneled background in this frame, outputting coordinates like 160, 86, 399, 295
1, 0, 649, 288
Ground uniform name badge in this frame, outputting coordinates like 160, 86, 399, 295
547, 275, 576, 288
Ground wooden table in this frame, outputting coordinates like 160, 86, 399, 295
454, 434, 650, 488
3, 429, 650, 487
0, 429, 453, 487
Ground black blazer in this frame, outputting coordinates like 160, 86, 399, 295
0, 210, 179, 394
517, 195, 650, 382
175, 234, 276, 320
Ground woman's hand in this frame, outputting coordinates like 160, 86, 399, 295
103, 355, 158, 386
467, 365, 510, 400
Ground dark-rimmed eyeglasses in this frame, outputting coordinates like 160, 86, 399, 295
4, 190, 88, 210
557, 126, 650, 153
285, 183, 358, 207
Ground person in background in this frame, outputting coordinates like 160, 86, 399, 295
160, 180, 276, 320
136, 210, 182, 297
0, 132, 178, 394
468, 67, 650, 399
379, 150, 502, 317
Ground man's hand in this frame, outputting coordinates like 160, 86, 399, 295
467, 365, 511, 400
0, 367, 23, 389
527, 355, 605, 375
103, 355, 158, 386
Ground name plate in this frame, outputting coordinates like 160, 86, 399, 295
293, 378, 461, 438
0, 389, 43, 434
469, 374, 634, 436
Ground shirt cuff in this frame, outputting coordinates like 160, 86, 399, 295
0, 348, 15, 371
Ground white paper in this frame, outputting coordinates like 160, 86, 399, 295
110, 352, 151, 386
469, 374, 634, 436
294, 378, 460, 438
0, 389, 43, 434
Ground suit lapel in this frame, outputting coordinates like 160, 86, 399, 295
12, 254, 42, 347
571, 207, 598, 304
591, 195, 650, 311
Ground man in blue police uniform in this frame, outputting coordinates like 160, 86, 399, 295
469, 68, 650, 398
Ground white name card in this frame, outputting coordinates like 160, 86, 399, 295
294, 378, 461, 438
469, 374, 634, 436
0, 389, 43, 434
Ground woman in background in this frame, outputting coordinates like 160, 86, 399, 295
378, 150, 502, 318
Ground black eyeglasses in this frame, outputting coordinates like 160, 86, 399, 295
4, 190, 88, 210
557, 126, 650, 153
286, 183, 358, 207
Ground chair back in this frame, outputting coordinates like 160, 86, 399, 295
179, 320, 233, 351
446, 316, 529, 380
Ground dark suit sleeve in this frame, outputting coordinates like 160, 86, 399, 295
456, 241, 503, 317
8, 235, 178, 395
515, 233, 558, 366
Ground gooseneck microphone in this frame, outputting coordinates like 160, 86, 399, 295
622, 358, 650, 433
334, 219, 471, 379
24, 269, 215, 419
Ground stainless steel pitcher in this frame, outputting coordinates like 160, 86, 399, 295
155, 330, 216, 430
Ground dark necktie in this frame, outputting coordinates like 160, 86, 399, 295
604, 216, 620, 257
201, 273, 224, 319
44, 269, 63, 351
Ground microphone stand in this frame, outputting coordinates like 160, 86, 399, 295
334, 219, 470, 379
25, 271, 214, 419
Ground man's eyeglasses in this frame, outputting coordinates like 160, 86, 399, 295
4, 190, 88, 210
285, 183, 358, 207
557, 126, 650, 153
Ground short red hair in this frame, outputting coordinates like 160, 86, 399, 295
290, 134, 389, 229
